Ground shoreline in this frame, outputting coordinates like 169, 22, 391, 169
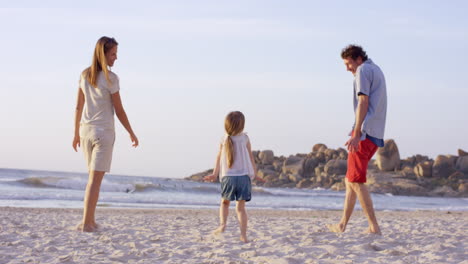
1, 207, 467, 263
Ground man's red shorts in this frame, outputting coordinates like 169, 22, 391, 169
346, 138, 378, 183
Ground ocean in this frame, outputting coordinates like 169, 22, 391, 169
0, 168, 467, 211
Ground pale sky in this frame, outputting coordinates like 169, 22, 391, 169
1, 1, 467, 178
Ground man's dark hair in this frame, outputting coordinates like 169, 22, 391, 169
341, 45, 368, 61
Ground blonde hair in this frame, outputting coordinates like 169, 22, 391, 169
84, 36, 118, 87
224, 111, 245, 168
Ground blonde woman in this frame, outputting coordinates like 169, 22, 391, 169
73, 36, 138, 232
204, 111, 264, 242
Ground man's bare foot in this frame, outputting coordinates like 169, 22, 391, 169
327, 223, 345, 233
240, 235, 249, 243
213, 224, 226, 235
364, 227, 381, 235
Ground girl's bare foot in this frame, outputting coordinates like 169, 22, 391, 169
240, 235, 249, 243
213, 224, 226, 235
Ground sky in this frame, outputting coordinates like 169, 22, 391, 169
1, 1, 467, 178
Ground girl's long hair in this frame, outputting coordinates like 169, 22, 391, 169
224, 111, 245, 168
84, 36, 118, 87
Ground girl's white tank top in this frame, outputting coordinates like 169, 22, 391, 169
219, 133, 255, 180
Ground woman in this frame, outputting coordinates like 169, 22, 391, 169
72, 36, 139, 232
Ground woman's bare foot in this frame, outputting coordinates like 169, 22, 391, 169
240, 235, 249, 243
327, 223, 345, 233
213, 224, 226, 235
76, 223, 97, 232
91, 222, 99, 230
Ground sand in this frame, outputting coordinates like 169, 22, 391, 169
0, 207, 467, 264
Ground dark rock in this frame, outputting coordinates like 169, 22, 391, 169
296, 179, 314, 188
282, 156, 305, 175
458, 182, 468, 193
337, 148, 348, 160
313, 151, 327, 163
414, 161, 433, 178
456, 156, 468, 174
272, 160, 283, 172
303, 157, 319, 178
312, 143, 327, 152
458, 149, 468, 157
376, 139, 400, 171
258, 169, 278, 181
259, 150, 274, 165
288, 173, 303, 183
448, 171, 467, 181
430, 186, 458, 197
324, 159, 347, 175
331, 181, 346, 191
433, 155, 457, 178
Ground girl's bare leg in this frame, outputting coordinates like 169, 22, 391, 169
214, 199, 230, 234
236, 200, 248, 242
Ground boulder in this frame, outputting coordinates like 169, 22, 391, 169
448, 171, 467, 181
314, 151, 326, 163
458, 182, 468, 193
288, 174, 303, 183
331, 181, 346, 191
430, 186, 458, 197
324, 149, 338, 161
336, 148, 348, 160
279, 173, 290, 181
402, 154, 430, 167
456, 156, 468, 174
257, 169, 278, 180
252, 151, 261, 164
296, 179, 314, 188
376, 139, 400, 171
432, 155, 457, 178
414, 161, 433, 178
303, 158, 319, 177
315, 164, 325, 176
282, 156, 305, 175
400, 165, 417, 178
324, 159, 347, 175
393, 179, 429, 196
259, 150, 274, 165
458, 149, 468, 157
272, 160, 283, 172
264, 174, 278, 182
313, 143, 327, 152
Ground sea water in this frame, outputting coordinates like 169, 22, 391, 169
0, 168, 467, 211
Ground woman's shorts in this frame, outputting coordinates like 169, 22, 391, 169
220, 175, 252, 202
346, 138, 378, 183
80, 125, 115, 172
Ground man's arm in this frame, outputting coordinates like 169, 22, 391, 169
346, 94, 369, 152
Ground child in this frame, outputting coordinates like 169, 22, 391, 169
204, 111, 264, 243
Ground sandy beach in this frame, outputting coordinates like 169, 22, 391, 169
0, 207, 467, 264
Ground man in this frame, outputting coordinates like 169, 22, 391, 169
328, 45, 387, 235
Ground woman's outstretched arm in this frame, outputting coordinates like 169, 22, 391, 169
111, 91, 139, 147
